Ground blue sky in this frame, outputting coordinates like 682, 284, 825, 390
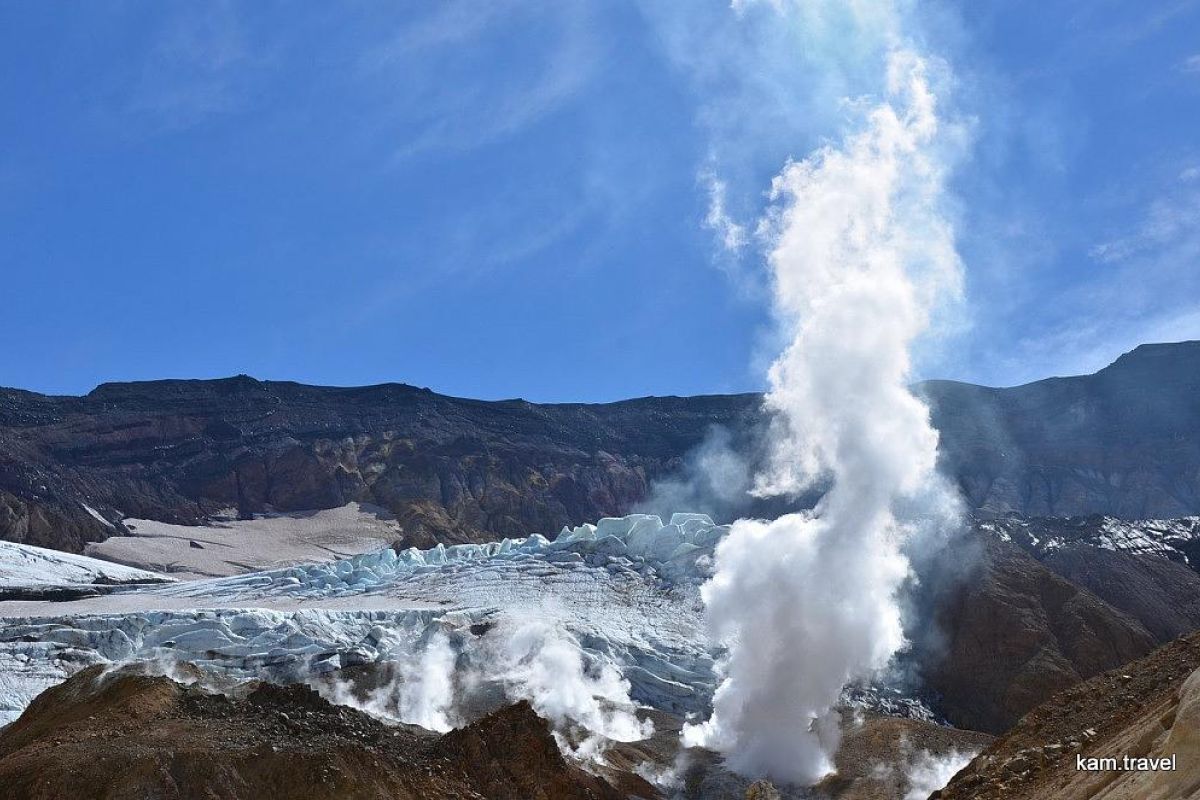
2, 1, 1198, 401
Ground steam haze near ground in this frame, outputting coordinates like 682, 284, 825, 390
636, 426, 754, 523
680, 0, 967, 785
903, 748, 977, 800
312, 612, 651, 761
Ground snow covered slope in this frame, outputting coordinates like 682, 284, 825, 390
0, 540, 169, 590
979, 516, 1200, 566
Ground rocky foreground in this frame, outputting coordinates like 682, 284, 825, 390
0, 664, 652, 800
0, 662, 996, 800
936, 630, 1200, 800
14, 635, 1200, 800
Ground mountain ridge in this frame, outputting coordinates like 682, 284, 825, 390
20, 339, 1197, 404
2, 341, 1199, 552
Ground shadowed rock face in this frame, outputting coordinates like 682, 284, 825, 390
968, 515, 1200, 646
924, 341, 1200, 519
917, 535, 1158, 734
3, 340, 1200, 552
0, 665, 648, 800
0, 377, 759, 551
1038, 546, 1200, 643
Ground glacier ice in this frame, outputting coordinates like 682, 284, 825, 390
0, 514, 725, 727
0, 540, 170, 590
0, 513, 937, 737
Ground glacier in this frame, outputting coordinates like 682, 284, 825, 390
0, 513, 935, 734
0, 540, 170, 591
0, 514, 723, 727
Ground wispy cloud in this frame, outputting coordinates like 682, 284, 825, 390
977, 164, 1200, 384
339, 142, 645, 331
360, 1, 601, 161
700, 169, 748, 253
122, 3, 270, 134
1089, 178, 1200, 263
1181, 54, 1200, 73
996, 305, 1200, 384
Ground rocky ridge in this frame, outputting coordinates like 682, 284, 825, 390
935, 630, 1200, 800
4, 341, 1200, 553
0, 663, 652, 800
915, 534, 1160, 734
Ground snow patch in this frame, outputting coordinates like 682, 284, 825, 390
81, 504, 114, 529
84, 502, 398, 579
0, 540, 168, 589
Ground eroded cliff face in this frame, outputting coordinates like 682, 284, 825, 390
916, 536, 1158, 734
3, 341, 1200, 552
0, 377, 758, 551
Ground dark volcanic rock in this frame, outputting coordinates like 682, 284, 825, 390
920, 535, 1157, 734
3, 340, 1200, 551
0, 376, 758, 551
1039, 545, 1200, 643
924, 341, 1200, 519
435, 701, 651, 800
973, 515, 1200, 643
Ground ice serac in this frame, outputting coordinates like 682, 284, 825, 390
0, 513, 940, 734
149, 513, 723, 603
0, 514, 725, 727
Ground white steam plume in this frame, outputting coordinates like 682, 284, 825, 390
637, 425, 754, 522
681, 10, 965, 788
702, 169, 749, 253
477, 616, 653, 760
903, 748, 976, 799
311, 614, 650, 761
389, 629, 458, 732
311, 629, 459, 732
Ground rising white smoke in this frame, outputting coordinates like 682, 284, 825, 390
311, 614, 650, 760
637, 425, 755, 523
681, 5, 965, 785
311, 629, 459, 732
397, 629, 458, 730
903, 748, 976, 799
476, 615, 653, 760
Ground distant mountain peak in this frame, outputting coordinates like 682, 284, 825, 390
86, 374, 267, 400
1105, 340, 1200, 371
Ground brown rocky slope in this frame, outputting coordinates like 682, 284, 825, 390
0, 664, 654, 800
935, 630, 1200, 800
917, 535, 1160, 734
0, 664, 992, 800
0, 377, 759, 552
